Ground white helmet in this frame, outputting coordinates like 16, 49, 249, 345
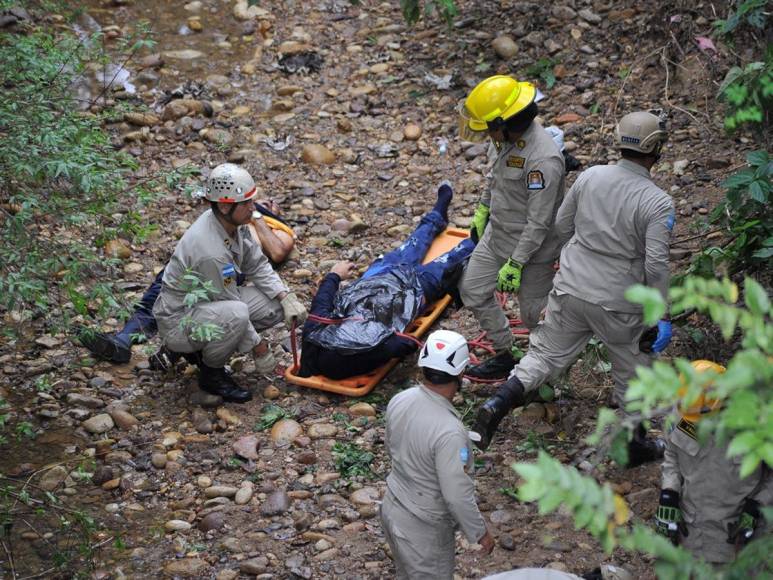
613, 110, 668, 154
205, 163, 257, 203
418, 330, 470, 376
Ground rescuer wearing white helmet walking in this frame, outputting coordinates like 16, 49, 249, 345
153, 163, 307, 403
473, 110, 675, 467
380, 329, 494, 579
458, 75, 566, 380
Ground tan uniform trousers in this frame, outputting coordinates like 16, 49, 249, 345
380, 490, 456, 580
460, 236, 556, 351
157, 285, 283, 368
514, 291, 650, 406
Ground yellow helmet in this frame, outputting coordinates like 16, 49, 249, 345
458, 75, 537, 142
678, 360, 725, 422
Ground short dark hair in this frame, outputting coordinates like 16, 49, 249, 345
502, 101, 539, 135
620, 148, 654, 161
422, 367, 460, 385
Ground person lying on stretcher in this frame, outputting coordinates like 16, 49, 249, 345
298, 183, 475, 380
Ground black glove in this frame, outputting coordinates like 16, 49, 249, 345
639, 325, 659, 353
727, 498, 761, 548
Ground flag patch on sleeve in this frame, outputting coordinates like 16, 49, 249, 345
222, 263, 236, 286
526, 170, 545, 190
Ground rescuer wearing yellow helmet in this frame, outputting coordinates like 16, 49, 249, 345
656, 360, 772, 563
458, 75, 566, 379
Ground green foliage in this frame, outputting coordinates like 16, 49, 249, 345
254, 404, 292, 431
400, 0, 458, 26
713, 0, 768, 35
718, 49, 772, 132
686, 150, 772, 277
332, 442, 374, 478
178, 271, 224, 342
514, 430, 555, 456
0, 16, 169, 326
525, 57, 557, 89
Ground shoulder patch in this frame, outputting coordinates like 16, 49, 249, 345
222, 263, 236, 287
676, 418, 697, 440
506, 155, 525, 168
526, 170, 545, 190
460, 447, 469, 463
516, 139, 526, 149
666, 211, 676, 231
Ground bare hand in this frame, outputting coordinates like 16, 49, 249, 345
331, 261, 357, 280
478, 530, 495, 555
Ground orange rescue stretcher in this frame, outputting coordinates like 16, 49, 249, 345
282, 227, 470, 397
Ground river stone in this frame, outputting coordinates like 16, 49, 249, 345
104, 239, 131, 260
124, 112, 160, 127
66, 393, 104, 408
403, 123, 422, 141
235, 482, 254, 505
198, 511, 225, 532
301, 144, 335, 165
489, 509, 515, 525
350, 487, 379, 506
151, 453, 167, 469
39, 466, 68, 491
205, 486, 238, 499
216, 407, 241, 426
349, 402, 376, 417
308, 423, 338, 439
493, 35, 518, 59
239, 556, 268, 575
82, 414, 114, 434
263, 385, 281, 400
233, 0, 270, 20
163, 49, 204, 60
165, 519, 192, 532
109, 409, 138, 429
270, 419, 302, 445
261, 489, 290, 516
216, 571, 239, 580
163, 558, 209, 577
233, 435, 259, 460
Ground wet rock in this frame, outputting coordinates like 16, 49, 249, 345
109, 408, 138, 430
205, 485, 238, 499
82, 414, 114, 434
239, 556, 269, 575
235, 481, 254, 505
163, 558, 209, 577
261, 489, 290, 516
350, 487, 379, 505
39, 466, 68, 491
192, 408, 213, 433
499, 534, 515, 550
270, 419, 302, 445
66, 393, 104, 408
578, 9, 602, 24
216, 407, 241, 426
198, 511, 225, 532
163, 49, 204, 60
233, 435, 259, 460
349, 402, 376, 417
197, 475, 212, 488
165, 519, 192, 532
492, 35, 518, 59
301, 144, 336, 165
308, 423, 338, 439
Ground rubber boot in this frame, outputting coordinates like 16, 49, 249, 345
78, 329, 131, 364
465, 350, 516, 381
627, 423, 665, 468
198, 364, 252, 404
472, 375, 529, 450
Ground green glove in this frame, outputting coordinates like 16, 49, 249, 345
497, 259, 523, 293
654, 489, 684, 545
727, 499, 760, 547
470, 203, 489, 243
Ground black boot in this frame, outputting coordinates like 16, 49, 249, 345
472, 376, 530, 450
466, 350, 516, 381
627, 424, 665, 467
78, 329, 131, 364
199, 364, 252, 404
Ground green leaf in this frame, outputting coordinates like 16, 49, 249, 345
744, 277, 770, 316
624, 285, 666, 325
746, 150, 769, 167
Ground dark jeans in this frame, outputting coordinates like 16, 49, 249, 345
362, 210, 474, 301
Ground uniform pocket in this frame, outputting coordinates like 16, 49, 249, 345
597, 310, 642, 344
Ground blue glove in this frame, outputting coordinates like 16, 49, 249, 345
651, 320, 672, 353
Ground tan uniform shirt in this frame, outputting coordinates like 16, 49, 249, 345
154, 209, 287, 326
552, 159, 674, 312
385, 384, 486, 543
481, 120, 566, 264
662, 421, 773, 563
